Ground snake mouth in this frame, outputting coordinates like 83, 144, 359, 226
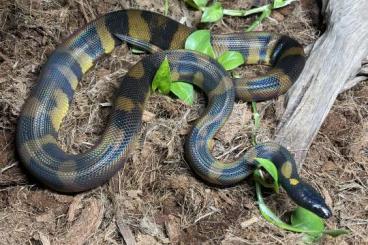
311, 204, 333, 219
285, 180, 333, 219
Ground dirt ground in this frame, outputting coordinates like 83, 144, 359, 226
0, 0, 367, 244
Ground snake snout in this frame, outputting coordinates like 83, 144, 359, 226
286, 181, 332, 219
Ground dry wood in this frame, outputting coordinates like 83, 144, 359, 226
117, 222, 136, 245
275, 0, 368, 166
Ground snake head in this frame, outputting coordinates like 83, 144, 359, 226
285, 180, 332, 219
253, 143, 332, 219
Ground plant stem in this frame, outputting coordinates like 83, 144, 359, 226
246, 5, 272, 31
256, 182, 316, 233
223, 0, 296, 19
223, 4, 270, 17
164, 0, 169, 15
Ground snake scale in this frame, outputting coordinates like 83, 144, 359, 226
16, 9, 332, 218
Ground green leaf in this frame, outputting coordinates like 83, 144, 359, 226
273, 0, 286, 8
152, 57, 171, 94
201, 2, 224, 23
185, 0, 208, 9
217, 51, 244, 70
291, 207, 325, 242
254, 158, 279, 192
291, 207, 325, 233
256, 183, 323, 234
255, 168, 348, 239
273, 0, 296, 9
194, 0, 209, 7
185, 30, 215, 58
170, 81, 194, 105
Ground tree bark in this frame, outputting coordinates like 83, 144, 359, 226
275, 0, 368, 167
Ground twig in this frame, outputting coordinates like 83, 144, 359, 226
194, 207, 220, 223
116, 222, 136, 245
0, 162, 17, 173
216, 143, 243, 159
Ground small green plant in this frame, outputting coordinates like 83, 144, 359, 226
185, 0, 297, 30
185, 30, 245, 71
151, 57, 194, 104
252, 103, 348, 242
253, 160, 349, 242
153, 0, 297, 103
152, 30, 244, 104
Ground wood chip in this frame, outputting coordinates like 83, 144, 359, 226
165, 215, 180, 244
117, 221, 136, 245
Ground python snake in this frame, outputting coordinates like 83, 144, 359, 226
16, 9, 332, 218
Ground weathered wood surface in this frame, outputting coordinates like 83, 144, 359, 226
275, 0, 368, 166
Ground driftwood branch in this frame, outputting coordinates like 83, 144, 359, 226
275, 0, 368, 166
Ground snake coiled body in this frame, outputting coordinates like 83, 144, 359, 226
16, 10, 332, 218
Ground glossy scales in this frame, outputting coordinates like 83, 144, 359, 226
17, 9, 331, 218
